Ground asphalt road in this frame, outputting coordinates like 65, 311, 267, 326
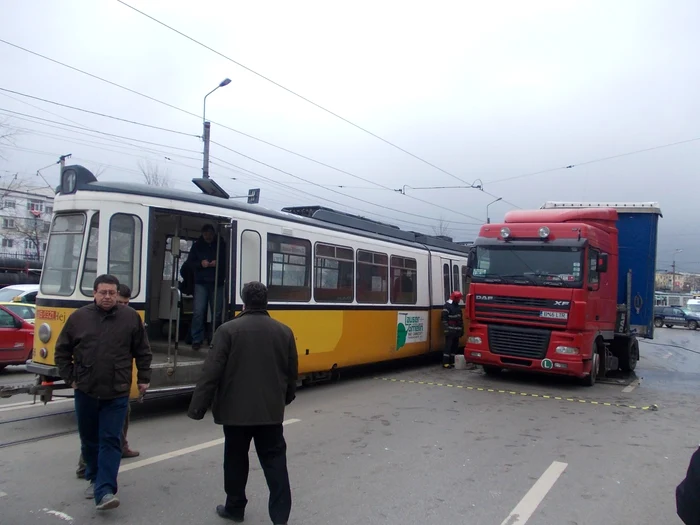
1, 327, 698, 525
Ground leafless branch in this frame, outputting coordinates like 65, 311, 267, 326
431, 218, 452, 238
138, 159, 171, 187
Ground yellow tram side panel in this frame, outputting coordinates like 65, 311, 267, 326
34, 305, 144, 399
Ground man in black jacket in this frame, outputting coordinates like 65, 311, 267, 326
442, 291, 465, 368
184, 224, 227, 350
55, 274, 152, 511
188, 281, 298, 525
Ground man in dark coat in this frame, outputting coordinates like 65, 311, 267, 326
677, 446, 700, 525
55, 274, 152, 511
442, 290, 465, 368
188, 281, 298, 525
184, 224, 227, 350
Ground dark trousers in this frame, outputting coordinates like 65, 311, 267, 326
442, 335, 460, 366
76, 402, 131, 477
223, 424, 292, 525
74, 390, 129, 503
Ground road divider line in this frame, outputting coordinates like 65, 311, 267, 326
499, 461, 568, 525
119, 418, 301, 473
0, 398, 72, 413
376, 377, 659, 411
622, 380, 639, 393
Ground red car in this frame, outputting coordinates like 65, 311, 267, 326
0, 303, 34, 372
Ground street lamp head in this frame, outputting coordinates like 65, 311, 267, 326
496, 197, 503, 202
219, 78, 232, 87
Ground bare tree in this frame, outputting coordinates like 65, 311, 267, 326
138, 159, 171, 187
0, 118, 17, 161
94, 165, 108, 179
0, 175, 51, 261
13, 211, 45, 261
431, 218, 452, 238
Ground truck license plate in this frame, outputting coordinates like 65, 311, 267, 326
540, 311, 568, 319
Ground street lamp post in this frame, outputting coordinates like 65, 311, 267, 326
202, 78, 231, 179
486, 197, 502, 224
672, 249, 683, 291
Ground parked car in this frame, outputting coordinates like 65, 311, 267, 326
653, 306, 700, 330
0, 284, 39, 304
0, 302, 35, 324
0, 304, 34, 372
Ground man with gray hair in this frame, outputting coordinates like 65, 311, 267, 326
188, 281, 298, 525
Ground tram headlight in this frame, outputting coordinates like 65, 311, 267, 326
39, 323, 52, 343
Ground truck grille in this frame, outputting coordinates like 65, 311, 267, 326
488, 296, 550, 307
488, 324, 551, 359
475, 305, 569, 325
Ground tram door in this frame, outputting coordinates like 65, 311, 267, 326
440, 258, 463, 303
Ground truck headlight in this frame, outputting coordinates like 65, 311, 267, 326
468, 336, 482, 345
555, 346, 578, 355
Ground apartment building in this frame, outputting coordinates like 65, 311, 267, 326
0, 185, 54, 261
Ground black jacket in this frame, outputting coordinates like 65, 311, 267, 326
185, 235, 226, 286
677, 446, 700, 525
188, 309, 298, 426
55, 303, 152, 399
441, 300, 464, 337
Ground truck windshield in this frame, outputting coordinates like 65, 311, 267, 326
471, 245, 584, 288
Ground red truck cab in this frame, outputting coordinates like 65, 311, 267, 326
465, 202, 661, 386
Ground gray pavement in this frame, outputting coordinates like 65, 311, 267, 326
1, 327, 699, 524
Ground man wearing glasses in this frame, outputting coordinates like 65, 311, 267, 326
55, 275, 152, 511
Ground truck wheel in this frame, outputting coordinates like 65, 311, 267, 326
482, 365, 502, 376
582, 352, 599, 387
654, 318, 663, 328
689, 321, 698, 331
618, 338, 639, 372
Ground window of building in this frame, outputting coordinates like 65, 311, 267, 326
80, 213, 100, 295
267, 234, 311, 302
390, 256, 417, 304
356, 249, 388, 304
24, 239, 33, 251
108, 214, 143, 297
3, 219, 15, 229
27, 200, 43, 212
46, 206, 53, 215
240, 230, 262, 292
40, 213, 86, 296
314, 243, 354, 303
2, 238, 13, 248
4, 200, 15, 209
443, 263, 450, 301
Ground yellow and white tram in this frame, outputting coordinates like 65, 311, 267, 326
21, 165, 472, 402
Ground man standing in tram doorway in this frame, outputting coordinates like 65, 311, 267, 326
55, 274, 152, 511
184, 223, 226, 350
75, 284, 141, 478
442, 290, 467, 369
188, 281, 298, 525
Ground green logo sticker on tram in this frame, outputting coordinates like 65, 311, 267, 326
396, 312, 428, 351
541, 358, 553, 370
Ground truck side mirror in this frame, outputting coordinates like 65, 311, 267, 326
598, 253, 608, 273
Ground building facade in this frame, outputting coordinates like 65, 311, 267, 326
0, 185, 54, 262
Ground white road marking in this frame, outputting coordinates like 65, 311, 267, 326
622, 381, 639, 393
41, 508, 74, 521
663, 351, 673, 359
0, 491, 7, 498
0, 398, 72, 413
499, 461, 568, 525
119, 418, 301, 473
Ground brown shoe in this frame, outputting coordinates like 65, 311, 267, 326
122, 448, 140, 458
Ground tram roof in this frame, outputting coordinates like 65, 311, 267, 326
59, 165, 473, 256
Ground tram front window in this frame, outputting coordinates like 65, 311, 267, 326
40, 213, 87, 296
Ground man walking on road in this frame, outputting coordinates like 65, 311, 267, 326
188, 281, 298, 525
55, 274, 152, 511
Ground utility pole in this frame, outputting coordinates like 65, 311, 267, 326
202, 79, 231, 179
672, 249, 683, 291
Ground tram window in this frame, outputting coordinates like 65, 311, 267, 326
80, 213, 100, 296
108, 214, 143, 297
390, 256, 417, 305
442, 263, 450, 301
40, 213, 86, 296
452, 265, 460, 298
314, 243, 353, 303
356, 250, 388, 304
267, 234, 311, 302
461, 265, 470, 296
240, 230, 262, 291
162, 237, 193, 281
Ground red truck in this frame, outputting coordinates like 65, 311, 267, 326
464, 201, 662, 386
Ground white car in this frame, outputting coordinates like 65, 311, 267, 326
0, 284, 39, 304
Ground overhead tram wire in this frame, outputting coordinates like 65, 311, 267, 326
0, 39, 511, 212
0, 85, 485, 225
113, 1, 483, 189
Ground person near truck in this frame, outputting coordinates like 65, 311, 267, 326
187, 281, 298, 525
442, 290, 465, 368
55, 274, 152, 511
75, 283, 140, 479
183, 224, 227, 350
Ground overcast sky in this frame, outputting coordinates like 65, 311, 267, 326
1, 0, 698, 273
